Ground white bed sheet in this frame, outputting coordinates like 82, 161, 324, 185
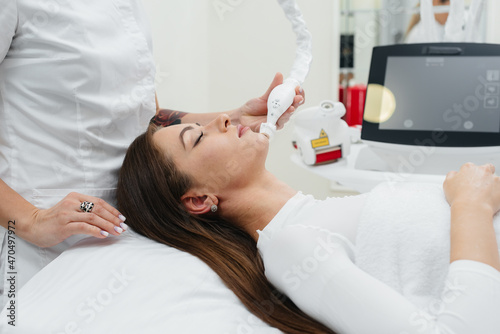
0, 230, 281, 334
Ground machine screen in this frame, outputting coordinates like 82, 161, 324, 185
379, 56, 500, 133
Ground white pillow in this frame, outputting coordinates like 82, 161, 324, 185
0, 230, 281, 334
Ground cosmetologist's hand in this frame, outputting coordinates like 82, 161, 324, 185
236, 72, 305, 132
443, 162, 500, 215
19, 192, 127, 248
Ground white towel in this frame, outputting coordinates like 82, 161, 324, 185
355, 182, 500, 309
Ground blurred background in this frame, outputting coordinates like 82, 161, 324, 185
142, 0, 500, 199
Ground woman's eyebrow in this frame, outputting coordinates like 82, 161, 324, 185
179, 126, 194, 149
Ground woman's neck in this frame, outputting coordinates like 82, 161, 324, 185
219, 170, 297, 241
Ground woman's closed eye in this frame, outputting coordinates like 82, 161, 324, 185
194, 131, 203, 147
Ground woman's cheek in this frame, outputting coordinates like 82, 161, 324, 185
225, 160, 243, 177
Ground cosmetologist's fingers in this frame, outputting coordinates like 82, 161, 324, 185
65, 221, 111, 239
276, 108, 294, 130
262, 72, 284, 99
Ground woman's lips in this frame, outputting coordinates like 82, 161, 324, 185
238, 124, 250, 137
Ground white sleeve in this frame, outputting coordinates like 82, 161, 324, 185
261, 225, 500, 334
0, 0, 17, 62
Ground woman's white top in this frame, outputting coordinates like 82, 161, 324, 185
257, 191, 500, 334
406, 20, 445, 44
0, 0, 156, 297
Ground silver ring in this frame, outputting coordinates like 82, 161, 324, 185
80, 201, 94, 213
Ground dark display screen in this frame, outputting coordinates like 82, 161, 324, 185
381, 56, 500, 133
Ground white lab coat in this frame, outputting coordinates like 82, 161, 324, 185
0, 0, 156, 307
405, 20, 446, 44
406, 0, 485, 44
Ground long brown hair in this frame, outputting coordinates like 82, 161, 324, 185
117, 126, 334, 333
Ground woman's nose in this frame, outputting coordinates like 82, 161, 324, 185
205, 114, 231, 133
211, 114, 230, 132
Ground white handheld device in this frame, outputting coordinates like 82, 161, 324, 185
259, 0, 312, 139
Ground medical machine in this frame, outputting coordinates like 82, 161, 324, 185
357, 43, 500, 174
292, 100, 351, 165
260, 0, 312, 139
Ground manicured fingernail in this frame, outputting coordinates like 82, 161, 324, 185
299, 87, 304, 93
299, 97, 304, 105
120, 222, 129, 231
119, 214, 126, 221
114, 226, 123, 233
100, 231, 109, 237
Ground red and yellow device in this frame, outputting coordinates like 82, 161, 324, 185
292, 100, 350, 165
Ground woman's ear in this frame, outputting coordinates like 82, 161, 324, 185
181, 192, 217, 215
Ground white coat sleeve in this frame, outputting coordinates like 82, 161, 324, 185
260, 225, 500, 334
0, 0, 17, 62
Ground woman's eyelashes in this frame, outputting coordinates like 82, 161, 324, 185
194, 131, 203, 147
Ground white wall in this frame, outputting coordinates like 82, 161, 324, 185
142, 1, 211, 112
486, 0, 500, 44
142, 0, 349, 199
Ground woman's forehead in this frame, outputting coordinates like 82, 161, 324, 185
153, 124, 181, 141
153, 123, 196, 154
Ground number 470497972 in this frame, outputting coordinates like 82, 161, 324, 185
7, 220, 16, 271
